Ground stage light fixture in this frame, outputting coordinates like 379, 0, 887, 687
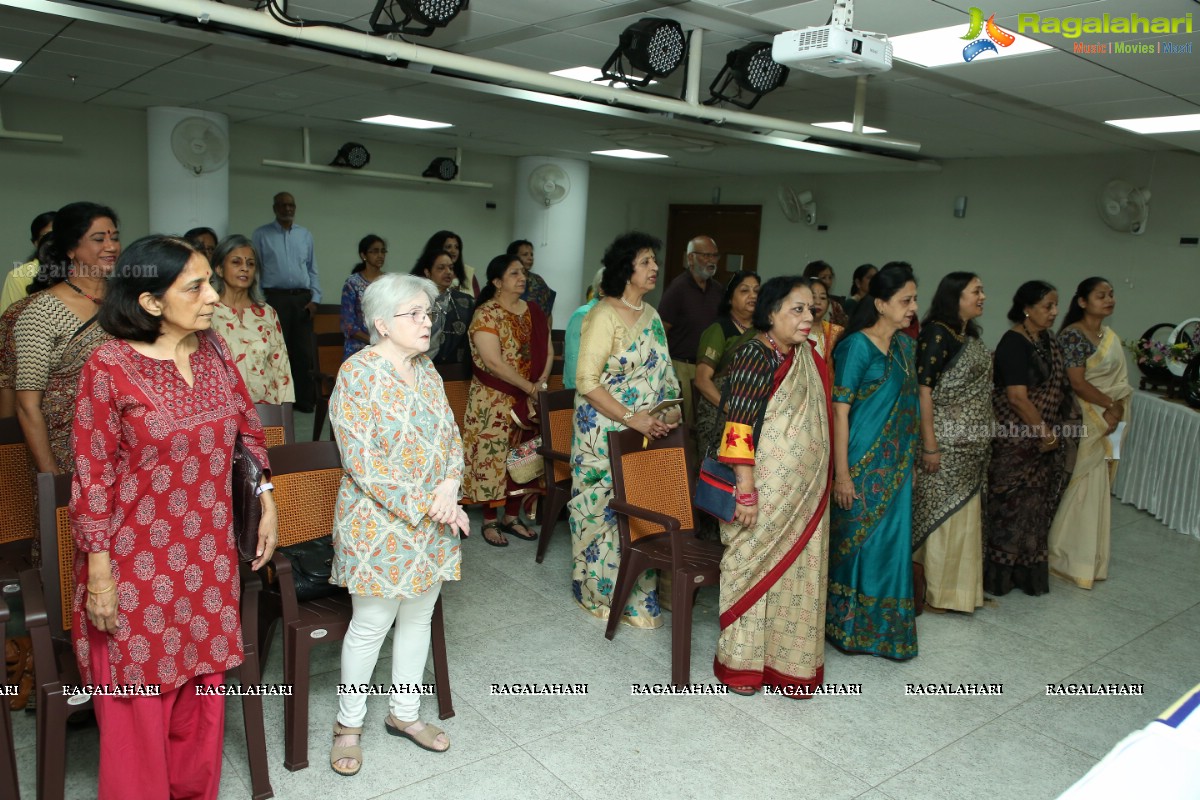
331, 142, 371, 169
370, 0, 468, 38
599, 18, 686, 88
706, 43, 789, 110
422, 157, 459, 181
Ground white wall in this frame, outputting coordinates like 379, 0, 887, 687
663, 152, 1200, 350
3, 91, 1196, 352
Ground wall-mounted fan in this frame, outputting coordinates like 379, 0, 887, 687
170, 117, 229, 175
528, 165, 570, 207
777, 186, 817, 225
1097, 179, 1150, 235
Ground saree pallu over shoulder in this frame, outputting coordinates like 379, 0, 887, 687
570, 309, 678, 628
826, 332, 919, 660
913, 336, 993, 549
48, 316, 112, 473
714, 341, 832, 693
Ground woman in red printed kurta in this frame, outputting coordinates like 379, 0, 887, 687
71, 235, 277, 800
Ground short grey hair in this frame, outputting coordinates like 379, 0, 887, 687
210, 234, 265, 305
362, 273, 438, 345
590, 267, 604, 297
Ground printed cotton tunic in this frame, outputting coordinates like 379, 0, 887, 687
70, 334, 270, 688
329, 349, 464, 599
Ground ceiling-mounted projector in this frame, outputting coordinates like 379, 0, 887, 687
771, 0, 891, 78
771, 28, 891, 78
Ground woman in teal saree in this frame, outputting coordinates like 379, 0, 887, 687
826, 264, 920, 660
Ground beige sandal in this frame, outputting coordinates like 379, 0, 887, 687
331, 722, 363, 776
384, 714, 450, 753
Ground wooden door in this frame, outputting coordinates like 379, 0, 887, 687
664, 205, 762, 287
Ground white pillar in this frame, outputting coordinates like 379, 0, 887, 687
513, 156, 590, 317
147, 107, 229, 238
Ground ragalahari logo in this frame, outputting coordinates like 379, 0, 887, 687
960, 7, 1016, 61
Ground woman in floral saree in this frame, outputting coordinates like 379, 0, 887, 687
1048, 277, 1130, 589
714, 276, 831, 696
570, 232, 680, 628
913, 273, 993, 613
827, 265, 920, 660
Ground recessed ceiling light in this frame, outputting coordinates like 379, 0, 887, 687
0, 58, 22, 73
550, 66, 655, 88
890, 24, 1052, 68
812, 121, 887, 134
592, 149, 668, 160
360, 114, 452, 129
1105, 114, 1200, 134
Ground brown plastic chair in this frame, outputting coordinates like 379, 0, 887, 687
604, 426, 723, 687
311, 304, 342, 335
0, 593, 17, 800
21, 473, 274, 800
255, 402, 297, 448
435, 361, 471, 435
311, 331, 345, 441
0, 418, 37, 581
534, 389, 575, 564
263, 441, 454, 771
546, 356, 565, 392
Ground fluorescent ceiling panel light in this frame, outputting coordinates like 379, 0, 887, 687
890, 24, 1052, 68
592, 149, 668, 160
1105, 114, 1200, 134
360, 114, 452, 129
0, 58, 22, 73
550, 66, 655, 88
812, 121, 887, 134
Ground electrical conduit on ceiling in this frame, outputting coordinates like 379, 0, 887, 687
60, 0, 922, 156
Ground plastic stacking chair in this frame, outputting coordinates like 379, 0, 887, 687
255, 402, 297, 448
262, 441, 454, 771
604, 427, 723, 687
311, 304, 342, 335
534, 389, 576, 564
21, 473, 274, 800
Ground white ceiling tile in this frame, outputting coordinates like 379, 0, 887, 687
1062, 96, 1200, 122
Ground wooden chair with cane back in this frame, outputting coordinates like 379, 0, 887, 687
0, 418, 38, 582
0, 592, 17, 800
311, 304, 342, 335
262, 441, 454, 771
534, 389, 576, 564
434, 361, 471, 437
311, 331, 346, 441
21, 473, 274, 800
255, 402, 297, 448
604, 426, 723, 687
546, 356, 565, 392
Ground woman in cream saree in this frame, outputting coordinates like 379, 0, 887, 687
1048, 278, 1131, 588
714, 277, 830, 695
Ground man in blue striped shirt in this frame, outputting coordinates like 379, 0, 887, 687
252, 192, 320, 412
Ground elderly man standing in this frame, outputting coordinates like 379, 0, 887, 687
658, 235, 724, 429
253, 191, 319, 412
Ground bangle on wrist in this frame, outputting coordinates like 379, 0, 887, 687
923, 448, 940, 455
88, 583, 115, 595
735, 490, 758, 506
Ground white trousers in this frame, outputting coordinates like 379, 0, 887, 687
337, 582, 441, 727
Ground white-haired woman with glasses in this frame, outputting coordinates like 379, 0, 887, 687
210, 234, 295, 404
328, 273, 470, 777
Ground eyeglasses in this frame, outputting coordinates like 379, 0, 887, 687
394, 308, 443, 324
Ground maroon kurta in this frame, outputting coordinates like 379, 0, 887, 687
70, 333, 269, 689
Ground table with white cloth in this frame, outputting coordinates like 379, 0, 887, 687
1112, 390, 1200, 540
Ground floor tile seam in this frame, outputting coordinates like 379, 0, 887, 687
510, 742, 595, 800
358, 745, 531, 800
997, 711, 1106, 763
869, 709, 1006, 788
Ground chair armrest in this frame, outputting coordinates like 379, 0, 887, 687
607, 499, 680, 533
268, 551, 301, 625
536, 445, 571, 464
18, 568, 46, 630
0, 594, 8, 627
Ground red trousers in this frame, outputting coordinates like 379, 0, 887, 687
88, 626, 226, 800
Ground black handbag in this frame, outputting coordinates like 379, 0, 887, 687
693, 456, 737, 523
276, 535, 342, 602
232, 438, 264, 562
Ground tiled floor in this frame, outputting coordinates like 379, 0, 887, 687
10, 456, 1200, 799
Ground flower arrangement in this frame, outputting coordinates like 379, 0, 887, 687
1125, 337, 1172, 368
